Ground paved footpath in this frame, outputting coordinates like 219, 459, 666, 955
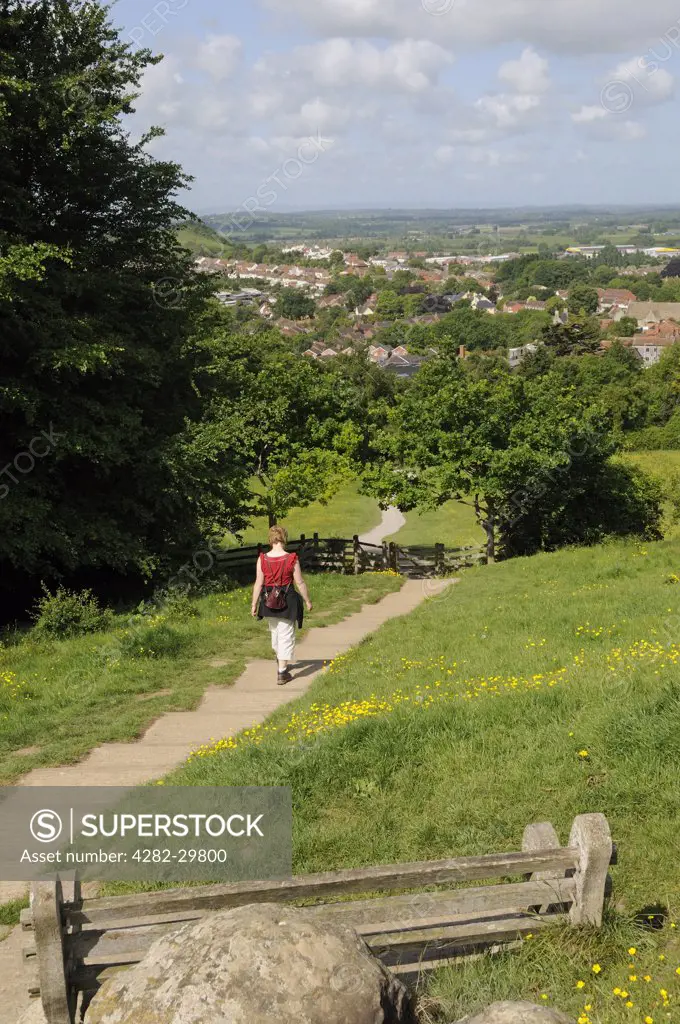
2, 576, 455, 1022
359, 505, 406, 546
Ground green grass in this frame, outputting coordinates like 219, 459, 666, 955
621, 450, 680, 540
623, 450, 680, 481
0, 897, 28, 929
388, 499, 482, 549
0, 573, 400, 784
225, 481, 383, 547
170, 535, 680, 1023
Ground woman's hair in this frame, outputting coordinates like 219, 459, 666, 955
269, 525, 288, 546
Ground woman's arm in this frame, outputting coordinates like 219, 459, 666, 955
293, 560, 313, 611
251, 559, 264, 616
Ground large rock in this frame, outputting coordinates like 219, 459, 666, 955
460, 1002, 575, 1024
84, 902, 416, 1024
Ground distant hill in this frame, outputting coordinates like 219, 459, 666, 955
176, 219, 228, 256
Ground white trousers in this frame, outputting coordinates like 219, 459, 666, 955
267, 617, 296, 662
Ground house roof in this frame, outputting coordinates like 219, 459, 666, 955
598, 288, 636, 303
627, 302, 680, 323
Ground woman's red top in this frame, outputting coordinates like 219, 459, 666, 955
260, 552, 298, 587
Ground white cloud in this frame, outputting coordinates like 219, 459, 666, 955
195, 35, 243, 81
435, 144, 527, 168
572, 105, 608, 124
604, 55, 674, 107
572, 52, 670, 141
255, 38, 453, 93
261, 0, 680, 56
498, 47, 550, 94
571, 103, 647, 140
475, 92, 541, 128
281, 98, 351, 134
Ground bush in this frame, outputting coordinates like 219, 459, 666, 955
31, 586, 112, 640
118, 616, 189, 659
624, 410, 680, 451
501, 462, 664, 557
156, 589, 200, 622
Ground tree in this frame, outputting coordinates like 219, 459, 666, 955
375, 290, 405, 320
0, 0, 247, 614
431, 306, 511, 354
274, 290, 316, 320
329, 250, 345, 268
364, 360, 662, 562
541, 314, 601, 357
568, 284, 599, 316
345, 279, 374, 310
609, 316, 638, 338
596, 243, 624, 269
220, 333, 354, 528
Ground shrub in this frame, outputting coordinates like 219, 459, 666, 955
156, 589, 200, 622
118, 616, 189, 659
31, 586, 112, 640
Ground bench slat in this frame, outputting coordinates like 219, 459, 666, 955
68, 912, 565, 990
69, 877, 576, 963
68, 848, 579, 928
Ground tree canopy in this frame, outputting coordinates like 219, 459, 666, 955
0, 0, 241, 611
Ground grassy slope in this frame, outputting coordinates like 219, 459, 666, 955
173, 536, 680, 1023
176, 223, 226, 256
624, 450, 680, 482
0, 574, 400, 784
387, 500, 481, 548
226, 481, 383, 547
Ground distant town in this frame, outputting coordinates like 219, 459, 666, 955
191, 231, 680, 374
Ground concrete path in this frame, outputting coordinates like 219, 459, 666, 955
359, 505, 406, 546
2, 577, 455, 1022
14, 579, 449, 790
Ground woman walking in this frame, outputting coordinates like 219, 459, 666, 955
251, 526, 313, 685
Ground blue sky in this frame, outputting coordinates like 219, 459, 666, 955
109, 0, 680, 213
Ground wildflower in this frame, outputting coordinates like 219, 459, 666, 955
592, 964, 602, 974
576, 981, 586, 989
629, 947, 637, 955
578, 750, 589, 758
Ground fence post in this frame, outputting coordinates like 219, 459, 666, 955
300, 534, 305, 544
388, 542, 398, 572
31, 881, 75, 1024
568, 813, 612, 927
381, 542, 388, 570
353, 535, 361, 575
522, 821, 564, 914
435, 543, 445, 576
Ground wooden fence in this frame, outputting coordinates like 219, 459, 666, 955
21, 813, 615, 1024
215, 535, 486, 579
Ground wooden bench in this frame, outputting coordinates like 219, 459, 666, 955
21, 813, 614, 1024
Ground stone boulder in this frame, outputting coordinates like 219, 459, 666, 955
460, 1002, 575, 1024
84, 902, 416, 1024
